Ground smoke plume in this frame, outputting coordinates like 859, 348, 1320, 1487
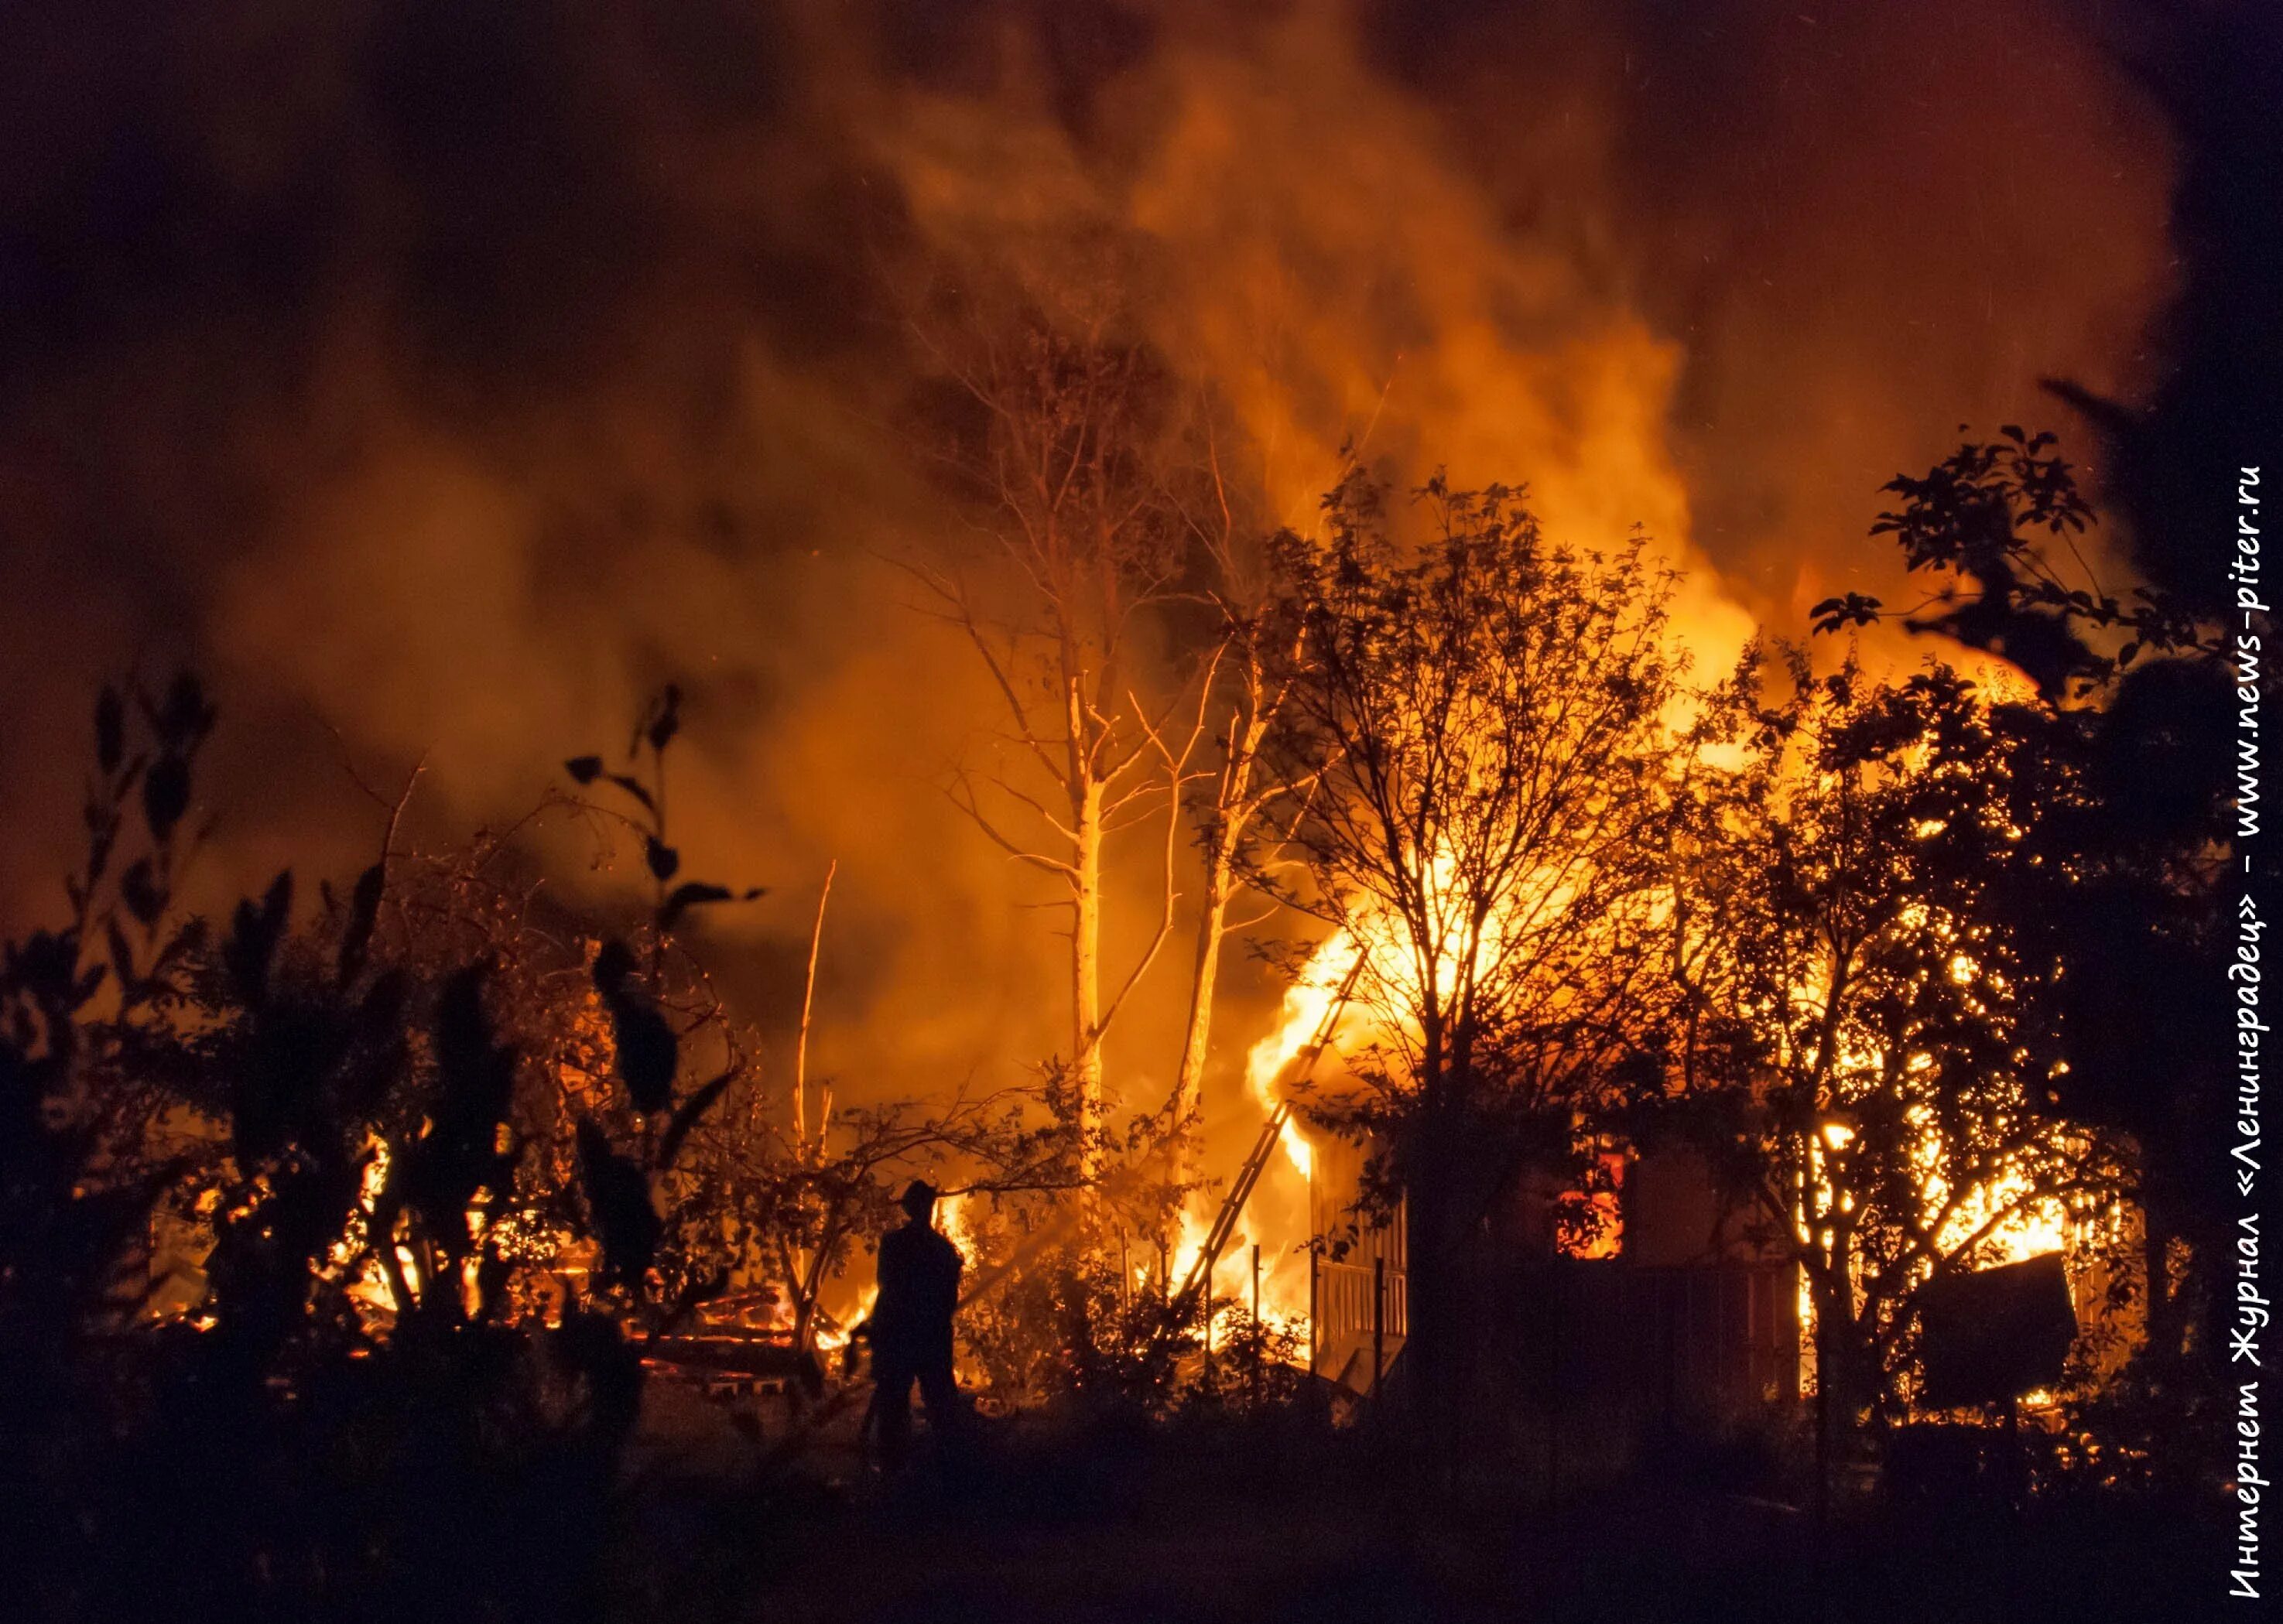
0, 0, 2179, 1119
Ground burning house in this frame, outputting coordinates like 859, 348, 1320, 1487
1203, 1082, 2124, 1489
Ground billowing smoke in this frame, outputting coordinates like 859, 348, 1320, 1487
0, 0, 2176, 1120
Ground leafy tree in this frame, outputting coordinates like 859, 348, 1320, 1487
1812, 430, 2234, 1396
1809, 425, 2217, 701
2, 675, 219, 1620
1662, 649, 2137, 1477
1265, 468, 1689, 1478
1150, 429, 1314, 1185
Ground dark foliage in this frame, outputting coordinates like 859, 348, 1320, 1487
1, 678, 751, 1624
1812, 429, 2235, 1415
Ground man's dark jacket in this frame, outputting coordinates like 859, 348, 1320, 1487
871, 1221, 961, 1372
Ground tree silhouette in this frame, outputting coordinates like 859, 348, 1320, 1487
1662, 648, 2136, 1485
1265, 468, 1689, 1481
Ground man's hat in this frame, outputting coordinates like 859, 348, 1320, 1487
898, 1179, 940, 1217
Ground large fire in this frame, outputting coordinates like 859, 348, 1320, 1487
63, 0, 2160, 1430
1179, 841, 1590, 1346
1193, 832, 2093, 1393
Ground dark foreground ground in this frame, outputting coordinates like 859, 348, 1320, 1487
601, 1387, 2213, 1624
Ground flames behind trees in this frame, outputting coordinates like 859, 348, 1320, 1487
1251, 468, 1692, 1468
0, 432, 2235, 1619
0, 5, 2257, 1602
0, 0, 2175, 1132
1668, 648, 2139, 1438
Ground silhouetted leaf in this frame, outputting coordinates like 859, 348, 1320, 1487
604, 772, 656, 816
105, 918, 135, 991
656, 881, 727, 932
609, 993, 678, 1114
426, 960, 517, 1219
337, 862, 385, 984
592, 939, 637, 997
647, 683, 682, 752
142, 754, 190, 844
94, 686, 123, 774
149, 672, 214, 749
655, 880, 765, 933
645, 837, 679, 883
565, 755, 604, 785
632, 683, 683, 757
341, 968, 410, 1116
224, 870, 294, 1002
120, 858, 164, 926
576, 1118, 660, 1290
658, 1066, 736, 1169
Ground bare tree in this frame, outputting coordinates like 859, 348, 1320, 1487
1150, 439, 1313, 1178
899, 284, 1195, 1176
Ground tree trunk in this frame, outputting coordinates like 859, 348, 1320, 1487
1070, 774, 1105, 1175
1402, 1157, 1480, 1496
1397, 1079, 1489, 1497
1166, 685, 1273, 1186
1167, 840, 1234, 1180
1809, 1248, 1864, 1516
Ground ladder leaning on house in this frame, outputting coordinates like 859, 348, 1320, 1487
1167, 957, 1367, 1342
1171, 1097, 1298, 1316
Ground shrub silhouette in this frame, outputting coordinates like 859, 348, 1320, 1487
1, 677, 752, 1624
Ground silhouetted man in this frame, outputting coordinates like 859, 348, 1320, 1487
868, 1178, 964, 1472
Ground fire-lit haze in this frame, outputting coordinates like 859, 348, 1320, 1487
0, 0, 2173, 1164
